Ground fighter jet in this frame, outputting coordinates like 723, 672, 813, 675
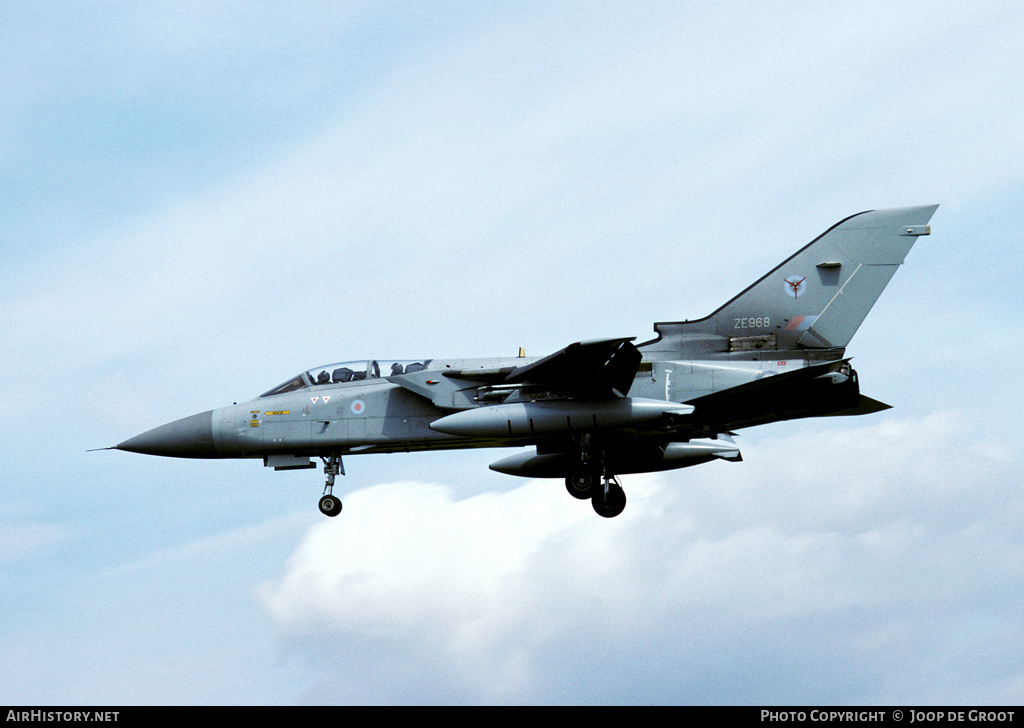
111, 205, 937, 518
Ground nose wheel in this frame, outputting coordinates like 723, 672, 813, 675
318, 493, 342, 517
319, 454, 344, 517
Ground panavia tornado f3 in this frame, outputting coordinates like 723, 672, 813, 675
110, 205, 938, 518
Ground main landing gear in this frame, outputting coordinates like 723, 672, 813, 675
564, 434, 627, 518
564, 445, 627, 518
566, 470, 627, 518
318, 454, 344, 517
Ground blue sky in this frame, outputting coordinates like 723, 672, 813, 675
2, 0, 1023, 705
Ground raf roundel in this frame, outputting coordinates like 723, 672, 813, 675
350, 400, 366, 415
783, 275, 807, 299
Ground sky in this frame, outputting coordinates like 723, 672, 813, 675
2, 0, 1023, 705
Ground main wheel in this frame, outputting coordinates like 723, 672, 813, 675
592, 483, 626, 518
318, 494, 342, 517
565, 470, 597, 500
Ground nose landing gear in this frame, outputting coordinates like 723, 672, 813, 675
318, 454, 344, 517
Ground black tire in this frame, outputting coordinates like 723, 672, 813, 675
565, 470, 597, 500
318, 494, 342, 517
592, 483, 626, 518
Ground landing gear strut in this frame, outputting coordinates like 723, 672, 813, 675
318, 454, 344, 517
566, 434, 599, 499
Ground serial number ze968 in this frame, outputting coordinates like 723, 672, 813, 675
734, 317, 770, 329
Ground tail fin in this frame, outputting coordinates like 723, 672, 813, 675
646, 205, 938, 358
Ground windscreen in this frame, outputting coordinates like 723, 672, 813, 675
260, 374, 308, 398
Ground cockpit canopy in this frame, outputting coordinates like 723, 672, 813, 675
260, 359, 432, 398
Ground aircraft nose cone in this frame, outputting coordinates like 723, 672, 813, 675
116, 410, 218, 458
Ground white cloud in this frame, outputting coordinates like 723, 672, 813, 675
259, 413, 1023, 703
